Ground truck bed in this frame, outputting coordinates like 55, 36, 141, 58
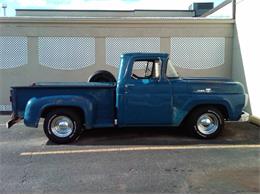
10, 82, 116, 127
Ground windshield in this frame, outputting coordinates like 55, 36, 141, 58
166, 59, 179, 78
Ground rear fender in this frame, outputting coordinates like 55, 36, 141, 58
24, 95, 95, 128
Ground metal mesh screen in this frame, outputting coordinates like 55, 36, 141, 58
106, 37, 160, 68
133, 61, 148, 70
0, 36, 28, 69
0, 105, 12, 111
170, 37, 225, 69
39, 37, 95, 70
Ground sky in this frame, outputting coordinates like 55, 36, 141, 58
0, 0, 225, 17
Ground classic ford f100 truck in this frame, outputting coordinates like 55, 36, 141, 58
7, 53, 248, 143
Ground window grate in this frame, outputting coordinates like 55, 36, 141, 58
39, 37, 95, 70
0, 105, 12, 111
106, 37, 160, 68
170, 37, 225, 69
0, 36, 28, 69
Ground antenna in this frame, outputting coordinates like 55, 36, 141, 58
2, 3, 7, 16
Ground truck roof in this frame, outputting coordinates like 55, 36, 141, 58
121, 52, 169, 59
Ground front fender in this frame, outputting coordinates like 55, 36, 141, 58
174, 96, 233, 126
24, 95, 95, 128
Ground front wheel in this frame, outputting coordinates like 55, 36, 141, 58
186, 107, 224, 139
43, 109, 82, 144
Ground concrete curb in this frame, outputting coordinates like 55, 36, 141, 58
249, 115, 260, 126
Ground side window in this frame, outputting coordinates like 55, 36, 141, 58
131, 60, 161, 80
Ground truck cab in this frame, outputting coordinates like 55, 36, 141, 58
7, 52, 248, 144
116, 53, 176, 126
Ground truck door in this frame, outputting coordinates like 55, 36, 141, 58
122, 59, 173, 125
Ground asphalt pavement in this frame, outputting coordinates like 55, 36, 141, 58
0, 115, 259, 193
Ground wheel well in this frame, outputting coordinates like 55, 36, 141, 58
41, 106, 85, 121
88, 70, 116, 83
186, 104, 229, 120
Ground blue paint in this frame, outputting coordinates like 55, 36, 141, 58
11, 85, 115, 128
8, 52, 247, 129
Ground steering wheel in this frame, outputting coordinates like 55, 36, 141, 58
131, 73, 139, 80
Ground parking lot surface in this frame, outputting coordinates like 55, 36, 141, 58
0, 115, 260, 193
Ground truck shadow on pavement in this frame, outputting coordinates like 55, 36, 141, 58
45, 122, 260, 146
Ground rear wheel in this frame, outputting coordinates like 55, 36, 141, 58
43, 109, 82, 144
186, 107, 224, 139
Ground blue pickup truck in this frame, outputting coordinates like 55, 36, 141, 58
7, 53, 248, 143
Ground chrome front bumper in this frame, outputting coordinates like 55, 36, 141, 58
239, 111, 250, 122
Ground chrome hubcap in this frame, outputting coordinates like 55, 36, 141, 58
51, 116, 74, 138
197, 113, 219, 135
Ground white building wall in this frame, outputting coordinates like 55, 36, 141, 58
232, 0, 260, 118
